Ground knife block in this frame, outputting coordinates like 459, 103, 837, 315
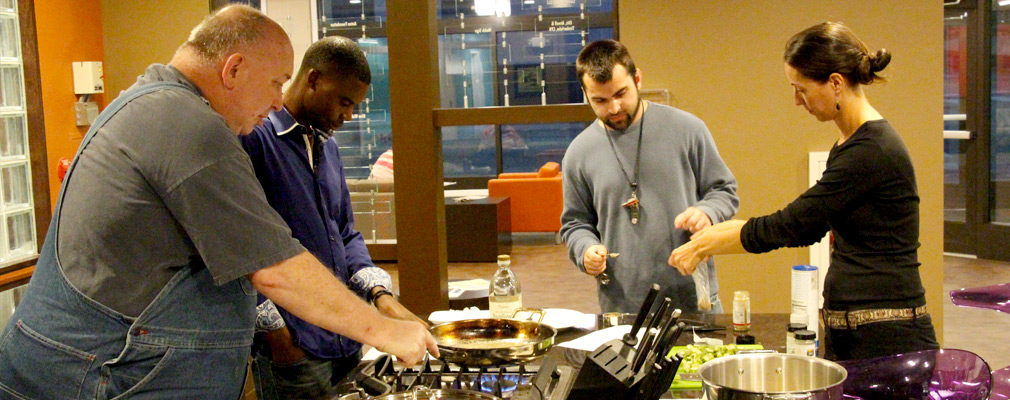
568, 339, 648, 400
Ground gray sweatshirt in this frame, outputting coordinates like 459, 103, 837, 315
561, 102, 739, 313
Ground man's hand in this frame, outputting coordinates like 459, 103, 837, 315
374, 290, 429, 328
674, 207, 712, 233
263, 326, 308, 365
375, 319, 440, 366
582, 244, 608, 276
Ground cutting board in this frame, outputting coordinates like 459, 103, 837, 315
668, 344, 764, 390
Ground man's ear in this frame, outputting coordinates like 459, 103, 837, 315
305, 69, 321, 91
635, 68, 643, 90
221, 53, 245, 90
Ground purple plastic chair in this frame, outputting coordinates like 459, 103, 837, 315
950, 283, 1010, 315
837, 349, 991, 400
951, 283, 1010, 399
992, 367, 1010, 400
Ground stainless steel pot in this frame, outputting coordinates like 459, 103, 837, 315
698, 353, 847, 400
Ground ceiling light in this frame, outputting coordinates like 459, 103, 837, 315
1000, 0, 1010, 6
475, 0, 511, 16
349, 0, 361, 3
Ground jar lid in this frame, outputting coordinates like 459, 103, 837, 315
794, 330, 816, 340
735, 334, 756, 344
787, 323, 807, 332
497, 255, 510, 262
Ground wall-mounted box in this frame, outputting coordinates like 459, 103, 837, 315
74, 102, 99, 126
72, 61, 104, 94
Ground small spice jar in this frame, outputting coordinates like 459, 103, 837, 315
732, 290, 751, 331
794, 329, 817, 357
786, 322, 806, 355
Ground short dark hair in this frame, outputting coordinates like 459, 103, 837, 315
576, 39, 636, 88
784, 21, 891, 85
181, 5, 275, 62
299, 36, 371, 85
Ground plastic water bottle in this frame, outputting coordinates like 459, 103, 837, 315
489, 255, 522, 318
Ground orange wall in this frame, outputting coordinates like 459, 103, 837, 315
33, 0, 106, 208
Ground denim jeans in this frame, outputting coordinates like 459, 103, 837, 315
252, 346, 361, 400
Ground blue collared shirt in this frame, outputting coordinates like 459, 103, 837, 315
241, 108, 391, 359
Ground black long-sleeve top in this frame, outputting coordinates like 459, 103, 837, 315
741, 120, 926, 310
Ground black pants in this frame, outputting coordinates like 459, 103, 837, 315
823, 314, 939, 361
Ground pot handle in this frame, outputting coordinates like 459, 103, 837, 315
763, 393, 813, 400
512, 308, 546, 323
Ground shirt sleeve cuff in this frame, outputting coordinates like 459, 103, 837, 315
350, 267, 393, 299
255, 299, 286, 332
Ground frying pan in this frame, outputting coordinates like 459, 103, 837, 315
429, 308, 556, 367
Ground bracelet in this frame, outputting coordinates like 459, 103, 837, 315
369, 289, 393, 304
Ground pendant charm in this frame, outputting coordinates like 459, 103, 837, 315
622, 196, 640, 225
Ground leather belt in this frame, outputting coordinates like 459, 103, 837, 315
822, 305, 928, 330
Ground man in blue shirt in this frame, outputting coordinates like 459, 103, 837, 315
241, 36, 425, 399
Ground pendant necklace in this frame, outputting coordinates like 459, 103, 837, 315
604, 102, 644, 224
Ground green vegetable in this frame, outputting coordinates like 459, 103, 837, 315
673, 344, 739, 374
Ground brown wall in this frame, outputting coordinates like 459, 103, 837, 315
34, 0, 106, 208
99, 0, 207, 97
619, 1, 944, 339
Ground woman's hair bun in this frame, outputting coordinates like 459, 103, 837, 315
869, 49, 891, 73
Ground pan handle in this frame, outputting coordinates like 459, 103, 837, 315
512, 308, 546, 323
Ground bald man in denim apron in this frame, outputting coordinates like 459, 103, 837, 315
0, 6, 435, 399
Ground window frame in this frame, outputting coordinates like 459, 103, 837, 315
0, 0, 51, 277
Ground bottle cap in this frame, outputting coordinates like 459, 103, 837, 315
735, 334, 756, 344
794, 330, 816, 340
497, 255, 510, 262
787, 323, 807, 332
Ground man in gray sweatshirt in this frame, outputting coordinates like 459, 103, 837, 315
561, 40, 739, 313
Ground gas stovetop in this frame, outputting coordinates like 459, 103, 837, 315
334, 355, 575, 400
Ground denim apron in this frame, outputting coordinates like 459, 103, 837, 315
0, 82, 257, 399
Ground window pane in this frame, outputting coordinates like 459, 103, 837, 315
5, 210, 33, 258
437, 0, 614, 18
945, 11, 968, 223
496, 27, 610, 107
439, 33, 495, 108
443, 125, 496, 177
317, 0, 385, 38
0, 0, 14, 13
333, 37, 389, 180
991, 2, 1010, 223
1, 163, 29, 208
0, 114, 26, 158
1, 65, 23, 110
501, 122, 583, 172
0, 15, 18, 60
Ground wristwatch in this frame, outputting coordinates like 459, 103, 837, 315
369, 288, 394, 305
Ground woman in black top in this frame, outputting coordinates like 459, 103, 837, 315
669, 22, 938, 361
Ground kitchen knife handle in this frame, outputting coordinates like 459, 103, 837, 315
626, 283, 661, 345
647, 298, 672, 333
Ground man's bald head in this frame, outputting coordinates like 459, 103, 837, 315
179, 5, 287, 65
171, 4, 293, 135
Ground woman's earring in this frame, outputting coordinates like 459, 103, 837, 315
836, 101, 840, 111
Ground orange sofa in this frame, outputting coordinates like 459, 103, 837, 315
488, 162, 563, 239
